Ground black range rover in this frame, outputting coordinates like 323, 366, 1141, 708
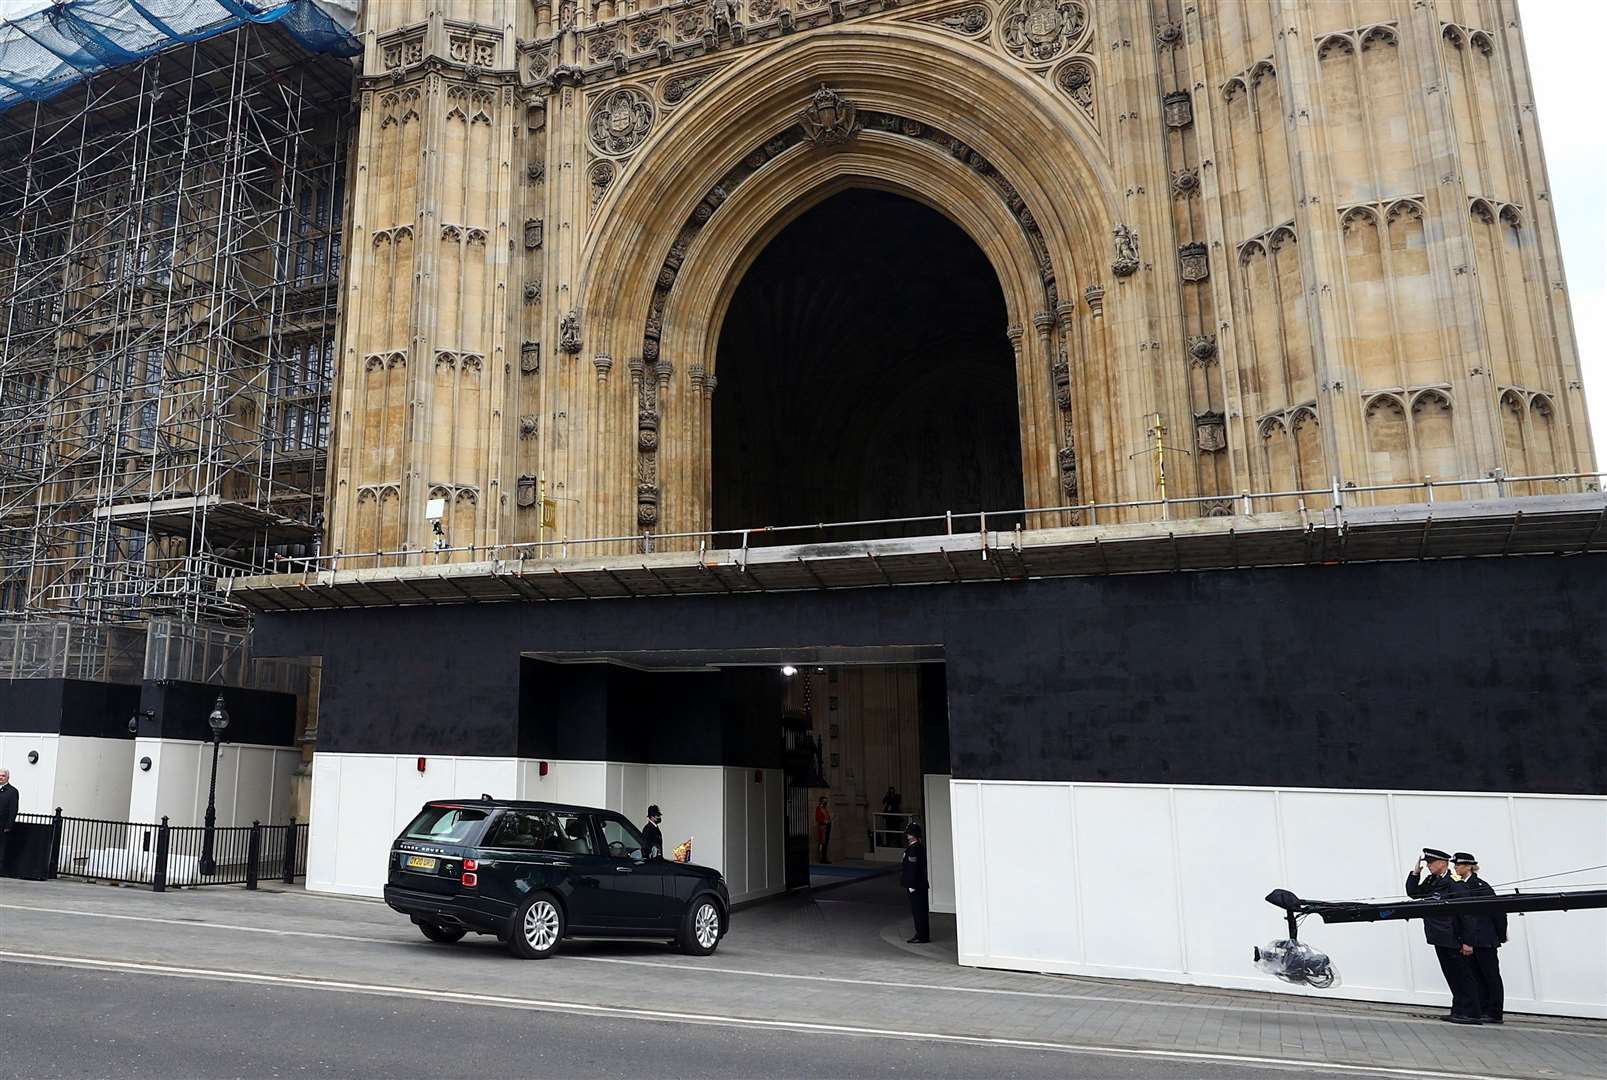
383, 798, 730, 959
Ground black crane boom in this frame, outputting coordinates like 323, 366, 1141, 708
1265, 887, 1607, 926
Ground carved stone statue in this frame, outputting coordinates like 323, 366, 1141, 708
559, 311, 582, 354
1112, 225, 1140, 277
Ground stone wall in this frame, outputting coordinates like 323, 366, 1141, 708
327, 0, 1595, 558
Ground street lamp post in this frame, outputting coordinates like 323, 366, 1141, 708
199, 693, 230, 876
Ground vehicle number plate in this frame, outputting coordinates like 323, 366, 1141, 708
405, 855, 438, 871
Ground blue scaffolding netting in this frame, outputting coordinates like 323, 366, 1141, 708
0, 0, 360, 112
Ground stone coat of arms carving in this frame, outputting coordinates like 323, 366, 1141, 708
589, 88, 654, 156
1001, 0, 1085, 64
799, 85, 858, 147
1196, 413, 1227, 453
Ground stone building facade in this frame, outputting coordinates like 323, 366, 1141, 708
329, 0, 1594, 558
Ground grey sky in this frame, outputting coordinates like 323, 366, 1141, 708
1521, 0, 1605, 459
1, 0, 1600, 459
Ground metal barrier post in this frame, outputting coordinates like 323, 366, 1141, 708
49, 807, 63, 880
282, 817, 297, 884
153, 817, 170, 893
246, 821, 262, 890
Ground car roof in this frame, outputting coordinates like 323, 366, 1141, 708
423, 798, 622, 817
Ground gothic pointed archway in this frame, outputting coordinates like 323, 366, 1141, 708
574, 31, 1128, 545
711, 188, 1024, 537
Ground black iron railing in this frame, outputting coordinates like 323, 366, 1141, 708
18, 810, 307, 891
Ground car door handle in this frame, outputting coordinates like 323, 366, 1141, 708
614, 866, 633, 873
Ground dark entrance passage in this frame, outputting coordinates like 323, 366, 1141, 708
518, 648, 949, 901
713, 189, 1024, 536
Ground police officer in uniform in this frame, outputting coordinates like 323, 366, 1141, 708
1453, 852, 1505, 1024
641, 805, 664, 860
1407, 846, 1480, 1023
901, 822, 930, 944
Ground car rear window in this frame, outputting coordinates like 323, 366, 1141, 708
403, 805, 489, 842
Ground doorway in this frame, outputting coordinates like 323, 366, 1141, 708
712, 189, 1025, 538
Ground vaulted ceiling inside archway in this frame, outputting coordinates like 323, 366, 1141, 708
712, 189, 1024, 538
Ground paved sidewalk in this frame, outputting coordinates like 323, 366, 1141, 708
0, 875, 1599, 1079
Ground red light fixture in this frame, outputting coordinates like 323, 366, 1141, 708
416, 757, 426, 774
462, 858, 478, 888
538, 760, 550, 777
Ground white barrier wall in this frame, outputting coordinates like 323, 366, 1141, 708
0, 732, 134, 819
923, 773, 955, 914
951, 780, 1607, 1019
126, 738, 299, 829
308, 753, 784, 902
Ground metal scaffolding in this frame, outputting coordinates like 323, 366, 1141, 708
0, 20, 351, 628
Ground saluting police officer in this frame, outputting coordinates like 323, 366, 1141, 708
1453, 852, 1505, 1024
902, 822, 930, 944
1407, 846, 1481, 1023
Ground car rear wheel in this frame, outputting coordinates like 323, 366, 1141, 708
679, 896, 722, 956
508, 893, 565, 959
415, 921, 466, 944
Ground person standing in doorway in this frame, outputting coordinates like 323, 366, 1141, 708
642, 805, 664, 860
815, 796, 832, 864
1453, 852, 1506, 1024
902, 822, 930, 944
0, 768, 17, 874
1406, 846, 1480, 1024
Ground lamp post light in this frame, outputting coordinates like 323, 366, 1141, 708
199, 693, 230, 876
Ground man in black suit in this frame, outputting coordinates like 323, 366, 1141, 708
1453, 852, 1506, 1024
0, 768, 17, 875
901, 822, 930, 944
1406, 845, 1480, 1024
641, 805, 664, 860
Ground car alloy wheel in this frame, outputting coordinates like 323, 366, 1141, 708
523, 899, 561, 952
694, 901, 720, 949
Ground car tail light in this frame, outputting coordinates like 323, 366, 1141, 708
461, 858, 478, 888
464, 859, 478, 870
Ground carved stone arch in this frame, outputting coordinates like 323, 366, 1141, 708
1385, 198, 1424, 223
1365, 391, 1406, 414
1268, 225, 1298, 252
1341, 205, 1379, 233
1360, 25, 1398, 50
1238, 237, 1267, 265
1468, 30, 1494, 57
1364, 393, 1411, 488
1222, 75, 1248, 103
1442, 24, 1465, 49
1498, 203, 1523, 229
1469, 198, 1496, 225
1258, 414, 1287, 441
1248, 61, 1277, 90
574, 30, 1122, 540
1410, 387, 1452, 412
1316, 34, 1355, 61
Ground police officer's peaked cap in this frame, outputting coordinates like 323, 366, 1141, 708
1452, 851, 1477, 864
1422, 847, 1450, 861
905, 822, 923, 838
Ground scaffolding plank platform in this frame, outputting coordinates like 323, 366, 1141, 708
93, 496, 318, 545
224, 493, 1607, 613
